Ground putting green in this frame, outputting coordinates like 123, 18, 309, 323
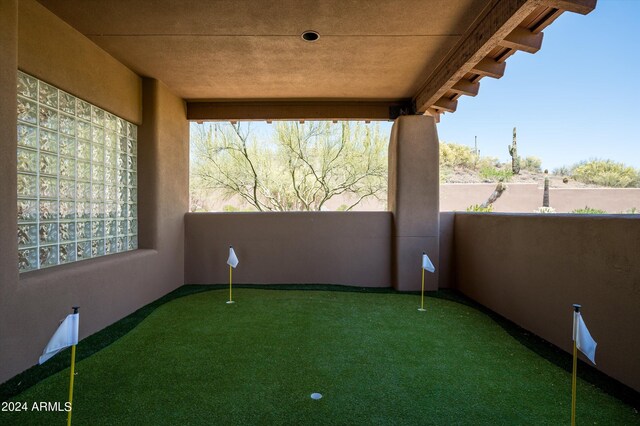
2, 289, 638, 425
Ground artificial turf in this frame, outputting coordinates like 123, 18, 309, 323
1, 288, 638, 425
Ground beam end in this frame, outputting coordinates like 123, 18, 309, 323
501, 27, 544, 54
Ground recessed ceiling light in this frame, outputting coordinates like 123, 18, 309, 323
301, 30, 320, 42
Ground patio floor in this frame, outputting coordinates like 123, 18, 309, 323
2, 288, 637, 425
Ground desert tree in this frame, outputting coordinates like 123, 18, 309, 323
190, 121, 388, 211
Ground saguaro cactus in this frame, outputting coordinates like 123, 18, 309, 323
543, 169, 550, 207
474, 135, 479, 168
480, 181, 507, 209
508, 127, 520, 174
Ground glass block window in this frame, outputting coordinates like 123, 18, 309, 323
17, 71, 138, 273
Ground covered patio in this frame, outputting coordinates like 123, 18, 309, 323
2, 0, 638, 410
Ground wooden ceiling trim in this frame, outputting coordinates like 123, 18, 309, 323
471, 58, 506, 79
500, 26, 544, 53
519, 6, 548, 27
433, 97, 458, 113
186, 101, 409, 121
413, 0, 596, 117
544, 0, 597, 15
529, 8, 564, 33
494, 47, 516, 63
450, 79, 480, 97
412, 0, 541, 114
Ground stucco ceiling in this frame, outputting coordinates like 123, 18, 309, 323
37, 0, 491, 101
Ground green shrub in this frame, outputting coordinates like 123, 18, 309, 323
534, 207, 556, 214
466, 204, 493, 212
440, 142, 475, 169
439, 166, 452, 183
553, 165, 571, 176
222, 205, 241, 212
521, 156, 542, 172
571, 206, 607, 214
480, 166, 513, 182
476, 156, 501, 170
439, 142, 500, 175
622, 207, 639, 214
571, 160, 639, 188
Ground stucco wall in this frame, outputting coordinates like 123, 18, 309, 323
441, 183, 640, 213
388, 116, 440, 291
185, 211, 456, 289
17, 0, 141, 124
185, 212, 392, 287
438, 211, 455, 288
0, 1, 188, 383
453, 213, 640, 391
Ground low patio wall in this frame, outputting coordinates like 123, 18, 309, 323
441, 183, 640, 213
453, 213, 640, 392
185, 212, 393, 287
186, 212, 459, 289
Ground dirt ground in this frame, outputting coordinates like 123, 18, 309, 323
443, 167, 599, 188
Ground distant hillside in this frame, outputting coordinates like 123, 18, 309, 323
439, 142, 640, 189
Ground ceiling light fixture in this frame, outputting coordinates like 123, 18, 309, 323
301, 30, 320, 42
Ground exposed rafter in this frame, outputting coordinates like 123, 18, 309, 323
501, 27, 544, 53
450, 80, 480, 97
544, 0, 597, 15
412, 0, 596, 115
433, 98, 458, 113
471, 58, 507, 79
413, 0, 542, 114
530, 8, 563, 33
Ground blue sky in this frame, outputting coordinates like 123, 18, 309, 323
436, 0, 640, 170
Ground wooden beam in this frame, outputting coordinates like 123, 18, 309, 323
433, 97, 458, 113
186, 101, 407, 121
425, 108, 441, 123
542, 0, 596, 15
530, 8, 564, 33
413, 0, 542, 113
495, 47, 517, 63
413, 0, 596, 114
501, 27, 544, 53
450, 80, 480, 97
471, 58, 506, 79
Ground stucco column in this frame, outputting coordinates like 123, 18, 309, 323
388, 115, 439, 291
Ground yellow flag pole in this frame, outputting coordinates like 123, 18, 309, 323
67, 306, 79, 426
226, 246, 236, 304
419, 252, 426, 312
420, 268, 425, 311
571, 339, 577, 426
571, 304, 581, 426
67, 345, 76, 426
228, 264, 233, 304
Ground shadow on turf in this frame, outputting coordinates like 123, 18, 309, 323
1, 284, 638, 411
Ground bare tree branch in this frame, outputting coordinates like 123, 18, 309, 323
190, 121, 388, 211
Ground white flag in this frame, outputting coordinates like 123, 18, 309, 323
573, 312, 597, 364
422, 253, 435, 273
39, 313, 79, 364
227, 246, 239, 268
